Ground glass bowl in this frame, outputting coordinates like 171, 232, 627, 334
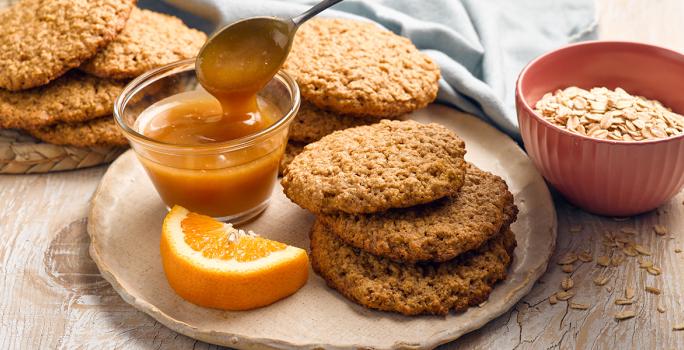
114, 59, 300, 223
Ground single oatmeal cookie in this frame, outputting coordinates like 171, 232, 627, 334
28, 116, 127, 147
318, 165, 517, 262
283, 18, 440, 117
0, 0, 135, 90
281, 120, 467, 214
0, 71, 125, 129
310, 220, 516, 316
289, 101, 381, 143
80, 8, 207, 79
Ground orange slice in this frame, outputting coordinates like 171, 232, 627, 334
160, 205, 309, 310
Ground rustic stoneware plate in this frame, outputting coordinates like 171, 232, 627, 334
88, 104, 556, 349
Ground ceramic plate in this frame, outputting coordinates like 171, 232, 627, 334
88, 104, 556, 349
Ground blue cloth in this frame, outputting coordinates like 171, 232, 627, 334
142, 0, 596, 138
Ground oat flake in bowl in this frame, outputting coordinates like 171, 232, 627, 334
535, 86, 684, 141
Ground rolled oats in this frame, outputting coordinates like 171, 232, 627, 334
570, 302, 590, 310
535, 87, 684, 141
561, 277, 574, 290
653, 224, 668, 236
615, 310, 636, 320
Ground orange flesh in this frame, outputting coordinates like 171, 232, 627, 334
181, 212, 286, 261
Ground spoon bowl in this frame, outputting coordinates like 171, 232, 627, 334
195, 16, 296, 96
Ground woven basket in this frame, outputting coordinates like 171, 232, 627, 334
0, 129, 126, 174
0, 0, 128, 174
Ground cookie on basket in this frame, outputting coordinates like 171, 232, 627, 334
318, 165, 517, 262
283, 18, 440, 118
28, 116, 127, 147
281, 120, 467, 214
0, 0, 135, 90
80, 8, 207, 80
310, 219, 516, 316
0, 71, 125, 129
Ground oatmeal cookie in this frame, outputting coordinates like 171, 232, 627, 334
81, 8, 207, 79
289, 101, 381, 143
28, 116, 127, 147
0, 71, 125, 129
310, 220, 516, 316
0, 0, 135, 90
283, 18, 440, 117
319, 165, 517, 262
282, 120, 467, 214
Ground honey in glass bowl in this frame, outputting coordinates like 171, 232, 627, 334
114, 60, 300, 223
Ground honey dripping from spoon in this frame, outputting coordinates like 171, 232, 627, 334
196, 0, 344, 122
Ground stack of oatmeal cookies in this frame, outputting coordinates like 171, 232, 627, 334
0, 0, 206, 148
282, 120, 518, 316
279, 18, 441, 174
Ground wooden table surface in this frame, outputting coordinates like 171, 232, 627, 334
2, 1, 684, 349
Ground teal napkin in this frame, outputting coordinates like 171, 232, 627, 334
144, 0, 596, 138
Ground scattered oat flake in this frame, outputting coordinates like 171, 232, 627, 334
611, 255, 625, 266
549, 295, 558, 305
606, 286, 613, 292
478, 301, 488, 307
625, 287, 635, 300
561, 277, 574, 291
634, 245, 651, 256
657, 305, 666, 313
558, 253, 578, 265
570, 302, 590, 310
674, 324, 684, 331
647, 266, 662, 276
556, 290, 575, 301
639, 259, 653, 269
645, 286, 661, 295
578, 252, 593, 262
675, 248, 682, 253
597, 256, 610, 267
615, 299, 633, 305
615, 311, 636, 320
593, 275, 610, 286
623, 246, 638, 257
561, 264, 574, 273
654, 224, 668, 235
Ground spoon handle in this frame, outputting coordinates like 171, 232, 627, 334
291, 0, 344, 27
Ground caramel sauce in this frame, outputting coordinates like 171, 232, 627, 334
135, 18, 295, 218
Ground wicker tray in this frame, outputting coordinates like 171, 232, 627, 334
0, 129, 125, 174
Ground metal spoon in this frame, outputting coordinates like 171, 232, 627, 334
196, 0, 344, 96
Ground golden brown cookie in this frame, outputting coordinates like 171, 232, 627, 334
279, 141, 305, 176
319, 165, 517, 262
0, 0, 135, 90
28, 116, 127, 147
80, 8, 207, 79
289, 101, 385, 143
283, 18, 440, 117
281, 120, 467, 214
310, 219, 516, 316
0, 71, 125, 129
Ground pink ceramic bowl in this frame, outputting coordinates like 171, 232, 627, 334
516, 41, 684, 216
